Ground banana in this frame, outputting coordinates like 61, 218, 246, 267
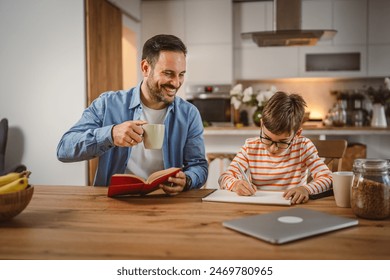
0, 177, 29, 194
0, 172, 23, 186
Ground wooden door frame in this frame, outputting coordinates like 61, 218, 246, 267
85, 0, 123, 185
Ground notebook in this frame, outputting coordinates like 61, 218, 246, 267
202, 189, 291, 206
223, 208, 358, 244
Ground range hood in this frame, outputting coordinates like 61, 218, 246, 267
241, 0, 337, 47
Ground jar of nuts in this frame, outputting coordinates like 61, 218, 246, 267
351, 159, 390, 219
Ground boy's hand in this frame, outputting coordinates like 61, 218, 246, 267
232, 180, 257, 196
283, 186, 309, 204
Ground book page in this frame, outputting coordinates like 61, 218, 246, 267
202, 189, 291, 206
146, 167, 181, 183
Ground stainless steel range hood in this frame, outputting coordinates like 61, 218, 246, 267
241, 0, 337, 47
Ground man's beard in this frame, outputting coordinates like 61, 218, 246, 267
146, 78, 178, 105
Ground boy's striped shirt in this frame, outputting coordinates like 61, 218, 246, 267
218, 135, 332, 195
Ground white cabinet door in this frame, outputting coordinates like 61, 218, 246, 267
367, 0, 390, 76
187, 44, 233, 84
233, 1, 273, 48
368, 45, 390, 77
368, 0, 390, 44
234, 1, 298, 79
141, 0, 185, 41
333, 0, 367, 45
185, 0, 232, 45
302, 0, 333, 46
184, 0, 233, 84
236, 46, 299, 80
142, 0, 233, 85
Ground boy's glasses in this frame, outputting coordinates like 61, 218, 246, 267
259, 126, 295, 150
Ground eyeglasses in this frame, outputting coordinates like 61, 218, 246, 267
259, 126, 295, 150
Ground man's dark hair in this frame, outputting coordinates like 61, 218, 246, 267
142, 34, 187, 67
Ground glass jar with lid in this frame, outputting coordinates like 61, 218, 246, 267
351, 159, 390, 219
331, 100, 347, 127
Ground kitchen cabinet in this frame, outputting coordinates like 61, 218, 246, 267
235, 46, 299, 79
368, 0, 390, 44
332, 0, 367, 45
367, 0, 390, 77
141, 0, 185, 40
299, 0, 368, 77
298, 45, 368, 77
141, 0, 233, 85
233, 0, 273, 49
301, 0, 333, 47
185, 0, 231, 45
234, 0, 388, 79
184, 0, 233, 84
368, 45, 390, 77
234, 1, 299, 79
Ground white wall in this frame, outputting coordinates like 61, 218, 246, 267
0, 0, 87, 185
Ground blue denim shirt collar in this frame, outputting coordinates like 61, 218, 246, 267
129, 81, 176, 116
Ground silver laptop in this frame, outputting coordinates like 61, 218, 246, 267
223, 208, 358, 244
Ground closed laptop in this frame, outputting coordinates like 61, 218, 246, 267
223, 208, 358, 244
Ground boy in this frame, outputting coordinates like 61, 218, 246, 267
218, 91, 332, 204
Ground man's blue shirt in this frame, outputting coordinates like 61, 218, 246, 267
57, 82, 208, 187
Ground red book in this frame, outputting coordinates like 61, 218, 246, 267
107, 167, 181, 197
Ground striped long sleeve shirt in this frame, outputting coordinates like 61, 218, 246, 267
218, 135, 332, 195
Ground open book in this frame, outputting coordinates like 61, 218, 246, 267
107, 167, 181, 197
202, 189, 291, 206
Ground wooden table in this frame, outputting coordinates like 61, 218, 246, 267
0, 185, 389, 260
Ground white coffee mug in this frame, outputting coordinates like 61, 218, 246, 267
332, 171, 354, 208
143, 124, 165, 149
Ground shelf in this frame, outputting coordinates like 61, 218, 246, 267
204, 126, 390, 136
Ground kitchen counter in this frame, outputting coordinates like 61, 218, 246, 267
204, 126, 390, 136
203, 126, 390, 157
203, 126, 390, 187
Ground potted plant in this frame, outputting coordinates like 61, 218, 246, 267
365, 77, 390, 127
230, 84, 277, 126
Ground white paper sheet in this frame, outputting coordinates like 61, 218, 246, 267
202, 189, 291, 206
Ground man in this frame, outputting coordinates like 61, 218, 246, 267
57, 34, 208, 194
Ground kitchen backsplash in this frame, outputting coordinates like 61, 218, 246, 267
237, 77, 385, 121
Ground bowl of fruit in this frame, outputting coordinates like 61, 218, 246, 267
0, 171, 33, 222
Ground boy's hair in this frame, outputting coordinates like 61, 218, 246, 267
142, 34, 187, 68
261, 91, 307, 135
